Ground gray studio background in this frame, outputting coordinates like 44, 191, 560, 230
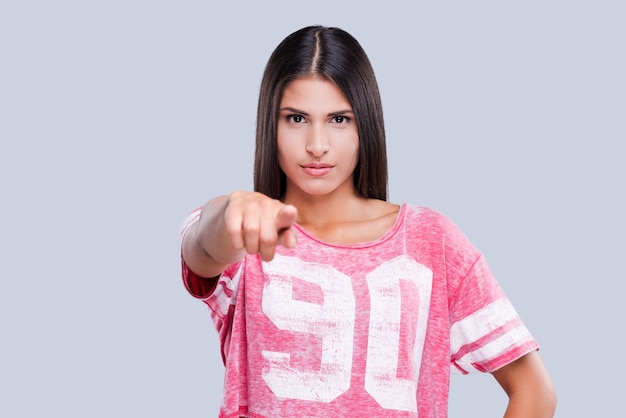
1, 1, 624, 417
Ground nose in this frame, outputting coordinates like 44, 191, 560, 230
305, 125, 329, 157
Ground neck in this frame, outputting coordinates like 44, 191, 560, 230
283, 189, 365, 228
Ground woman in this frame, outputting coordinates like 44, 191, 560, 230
180, 25, 556, 417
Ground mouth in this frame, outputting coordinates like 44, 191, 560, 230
301, 163, 334, 176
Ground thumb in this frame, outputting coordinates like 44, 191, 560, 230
276, 204, 297, 230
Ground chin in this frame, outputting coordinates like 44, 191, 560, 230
288, 178, 353, 198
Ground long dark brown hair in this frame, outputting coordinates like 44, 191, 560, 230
254, 25, 388, 201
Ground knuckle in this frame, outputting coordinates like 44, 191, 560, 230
244, 224, 260, 236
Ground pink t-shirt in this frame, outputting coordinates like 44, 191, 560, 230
180, 204, 538, 417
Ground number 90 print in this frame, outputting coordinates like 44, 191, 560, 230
261, 255, 433, 413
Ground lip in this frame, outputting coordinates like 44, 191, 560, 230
301, 163, 333, 177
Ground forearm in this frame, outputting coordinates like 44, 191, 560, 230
182, 195, 245, 278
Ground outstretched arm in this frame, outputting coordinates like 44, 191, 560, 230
182, 191, 298, 279
492, 350, 557, 417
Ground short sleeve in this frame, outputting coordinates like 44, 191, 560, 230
442, 216, 538, 374
178, 207, 218, 298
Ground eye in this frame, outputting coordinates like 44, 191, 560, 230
287, 114, 305, 123
331, 115, 350, 124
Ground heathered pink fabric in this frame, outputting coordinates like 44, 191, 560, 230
180, 204, 538, 417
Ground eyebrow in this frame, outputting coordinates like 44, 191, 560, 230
279, 106, 354, 117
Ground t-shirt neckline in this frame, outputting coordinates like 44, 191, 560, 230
292, 202, 407, 249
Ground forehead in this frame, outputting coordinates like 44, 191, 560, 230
280, 77, 352, 110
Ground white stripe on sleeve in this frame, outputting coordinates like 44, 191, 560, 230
453, 322, 534, 372
450, 297, 522, 355
178, 207, 202, 247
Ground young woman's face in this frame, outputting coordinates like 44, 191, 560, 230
277, 77, 359, 198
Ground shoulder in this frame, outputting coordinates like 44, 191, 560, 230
400, 204, 478, 251
401, 204, 455, 230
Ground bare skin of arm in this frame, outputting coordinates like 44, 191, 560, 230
492, 350, 557, 417
181, 191, 298, 280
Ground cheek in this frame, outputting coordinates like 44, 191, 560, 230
277, 124, 306, 158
